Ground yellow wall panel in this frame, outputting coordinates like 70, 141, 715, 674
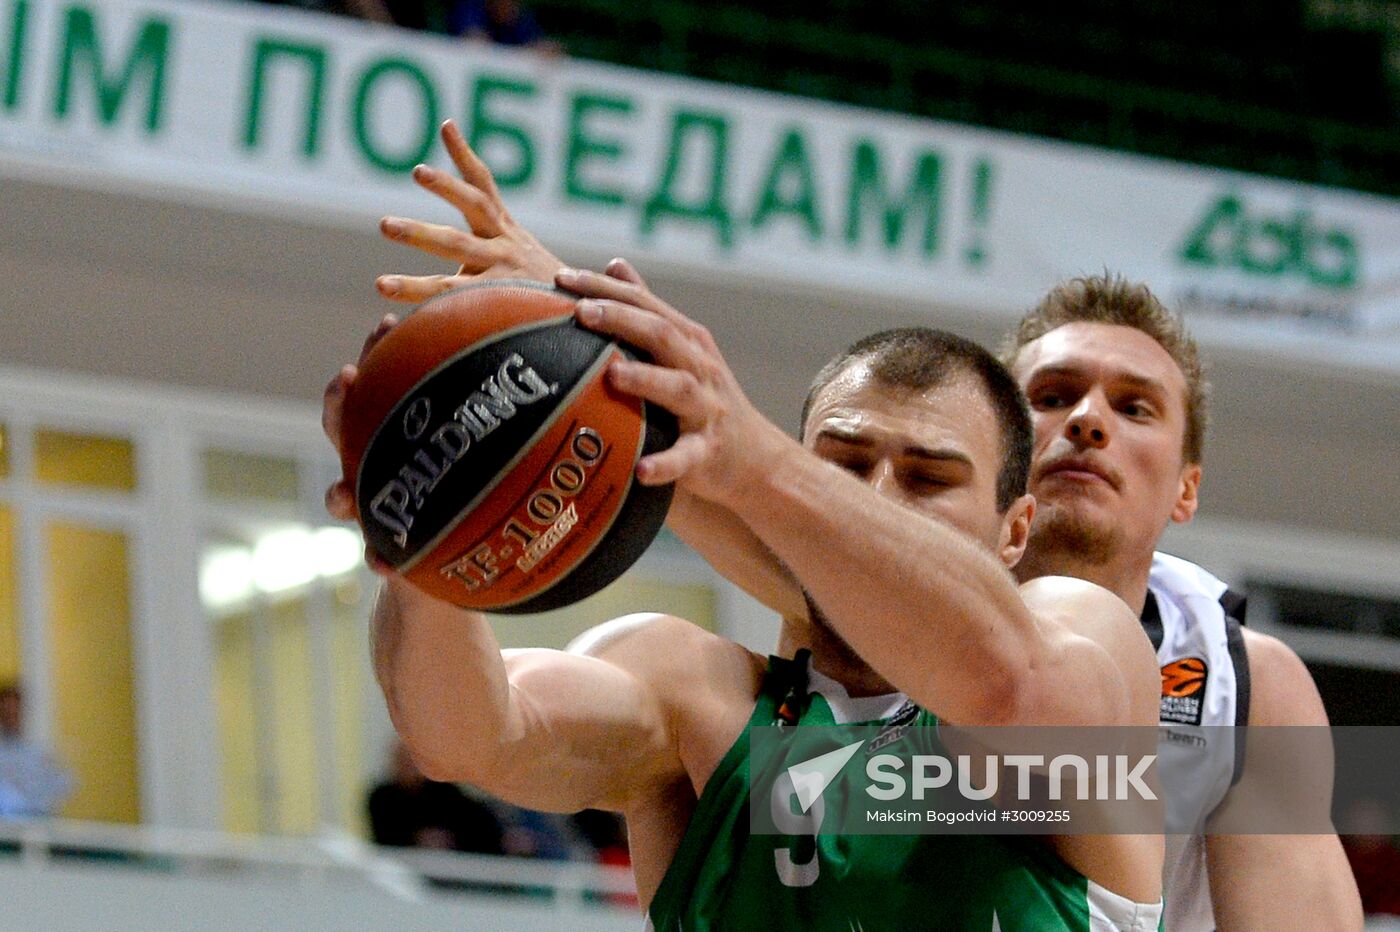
333, 580, 368, 837
0, 507, 17, 683
202, 450, 299, 503
34, 431, 136, 492
216, 584, 373, 838
214, 611, 261, 834
45, 523, 140, 823
269, 598, 318, 835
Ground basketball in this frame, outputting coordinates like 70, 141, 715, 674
338, 280, 678, 613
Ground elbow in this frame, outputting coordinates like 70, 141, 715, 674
968, 678, 1025, 727
412, 749, 472, 784
953, 650, 1030, 727
395, 728, 507, 788
400, 739, 472, 784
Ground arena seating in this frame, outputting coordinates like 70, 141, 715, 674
521, 0, 1400, 196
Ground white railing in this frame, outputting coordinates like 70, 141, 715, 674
0, 817, 638, 906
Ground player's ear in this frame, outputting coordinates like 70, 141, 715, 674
998, 493, 1035, 568
1171, 463, 1201, 524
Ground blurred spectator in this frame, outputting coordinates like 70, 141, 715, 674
493, 801, 576, 860
571, 808, 628, 865
379, 0, 440, 31
0, 681, 74, 820
367, 741, 504, 854
447, 0, 562, 54
262, 0, 394, 24
1340, 797, 1400, 916
571, 808, 637, 907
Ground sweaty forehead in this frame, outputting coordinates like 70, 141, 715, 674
803, 362, 998, 453
1012, 322, 1186, 393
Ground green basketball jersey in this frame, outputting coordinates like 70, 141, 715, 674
646, 653, 1162, 931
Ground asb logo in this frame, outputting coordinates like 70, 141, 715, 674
1159, 657, 1208, 726
1178, 193, 1359, 290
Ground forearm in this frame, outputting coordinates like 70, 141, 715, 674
370, 578, 517, 783
729, 429, 1039, 724
369, 578, 678, 810
666, 490, 807, 619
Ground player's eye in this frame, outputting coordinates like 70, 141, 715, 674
1033, 392, 1064, 409
906, 473, 949, 491
834, 458, 871, 478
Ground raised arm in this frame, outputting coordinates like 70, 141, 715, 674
323, 319, 684, 812
371, 121, 804, 618
557, 269, 1157, 728
369, 579, 682, 811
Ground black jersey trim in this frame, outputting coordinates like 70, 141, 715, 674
1140, 591, 1165, 652
1223, 590, 1251, 785
1220, 589, 1248, 627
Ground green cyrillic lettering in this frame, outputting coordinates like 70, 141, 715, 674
3, 0, 28, 111
750, 127, 821, 240
844, 140, 941, 256
243, 38, 326, 158
1178, 194, 1240, 267
54, 6, 169, 132
642, 109, 734, 248
564, 91, 632, 207
468, 74, 536, 189
352, 57, 438, 174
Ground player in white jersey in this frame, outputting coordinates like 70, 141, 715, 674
365, 128, 1360, 929
1145, 552, 1250, 930
997, 279, 1359, 929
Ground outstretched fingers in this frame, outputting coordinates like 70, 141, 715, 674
376, 274, 466, 303
440, 120, 507, 211
411, 163, 504, 238
380, 216, 505, 269
604, 257, 646, 286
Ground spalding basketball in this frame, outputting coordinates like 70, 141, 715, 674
339, 280, 678, 613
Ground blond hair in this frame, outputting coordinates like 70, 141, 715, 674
1001, 274, 1207, 463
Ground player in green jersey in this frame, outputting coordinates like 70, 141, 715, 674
325, 121, 1164, 929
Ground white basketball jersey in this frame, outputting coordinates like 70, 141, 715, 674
1147, 552, 1251, 932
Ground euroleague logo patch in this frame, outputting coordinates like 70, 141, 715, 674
1159, 657, 1208, 726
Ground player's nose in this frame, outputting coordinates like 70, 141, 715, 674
866, 459, 899, 497
1064, 394, 1109, 449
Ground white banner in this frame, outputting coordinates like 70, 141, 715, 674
3, 0, 1399, 370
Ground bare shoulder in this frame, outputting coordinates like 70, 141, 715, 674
1017, 575, 1143, 646
1240, 628, 1329, 726
1017, 576, 1158, 726
565, 613, 764, 703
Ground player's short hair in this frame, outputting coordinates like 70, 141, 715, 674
1000, 274, 1208, 464
801, 328, 1032, 512
0, 680, 19, 702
